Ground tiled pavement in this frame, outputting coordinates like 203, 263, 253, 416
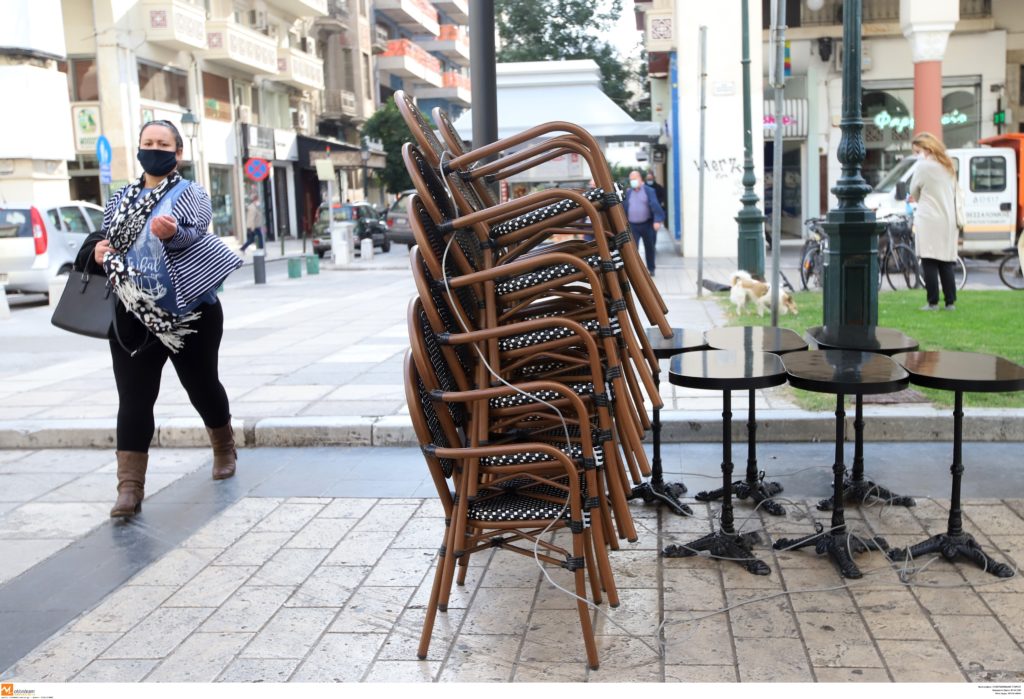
3, 444, 1024, 683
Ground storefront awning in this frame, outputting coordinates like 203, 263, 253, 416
763, 99, 808, 140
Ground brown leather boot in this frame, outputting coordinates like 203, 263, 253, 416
110, 450, 148, 518
207, 421, 237, 480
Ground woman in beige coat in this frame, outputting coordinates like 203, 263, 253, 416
909, 132, 959, 310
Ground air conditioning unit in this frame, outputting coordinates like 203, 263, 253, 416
237, 105, 252, 123
248, 9, 267, 30
298, 111, 309, 129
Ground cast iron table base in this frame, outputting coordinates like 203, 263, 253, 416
887, 389, 1014, 578
773, 393, 889, 579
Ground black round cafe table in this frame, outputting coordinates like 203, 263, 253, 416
662, 349, 788, 576
775, 350, 909, 579
702, 326, 808, 516
629, 327, 709, 517
888, 351, 1024, 578
806, 325, 919, 510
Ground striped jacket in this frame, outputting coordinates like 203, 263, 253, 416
102, 179, 242, 310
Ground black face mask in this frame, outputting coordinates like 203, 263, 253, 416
137, 148, 178, 177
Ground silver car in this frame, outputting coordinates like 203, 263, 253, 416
0, 201, 105, 295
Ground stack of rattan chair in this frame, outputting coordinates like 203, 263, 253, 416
396, 91, 673, 670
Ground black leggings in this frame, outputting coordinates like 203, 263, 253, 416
920, 257, 957, 307
111, 300, 231, 452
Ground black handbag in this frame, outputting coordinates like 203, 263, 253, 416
51, 271, 115, 339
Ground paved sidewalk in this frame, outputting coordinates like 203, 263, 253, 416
4, 236, 1023, 449
3, 442, 1023, 683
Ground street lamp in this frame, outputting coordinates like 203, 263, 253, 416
736, 0, 766, 277
181, 109, 200, 182
360, 139, 370, 203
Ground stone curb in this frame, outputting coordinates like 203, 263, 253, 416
0, 407, 1022, 449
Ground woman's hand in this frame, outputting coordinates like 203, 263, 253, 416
94, 239, 118, 265
151, 214, 178, 240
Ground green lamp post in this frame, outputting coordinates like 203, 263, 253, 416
822, 0, 884, 327
735, 0, 765, 277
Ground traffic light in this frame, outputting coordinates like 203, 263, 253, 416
994, 110, 1006, 126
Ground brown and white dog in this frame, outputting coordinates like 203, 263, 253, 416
729, 270, 799, 317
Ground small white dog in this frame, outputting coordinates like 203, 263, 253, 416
729, 270, 799, 317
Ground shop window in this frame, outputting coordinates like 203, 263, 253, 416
138, 61, 188, 107
208, 165, 235, 237
970, 156, 1006, 193
203, 72, 232, 121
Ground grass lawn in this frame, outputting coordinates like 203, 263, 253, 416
716, 289, 1024, 410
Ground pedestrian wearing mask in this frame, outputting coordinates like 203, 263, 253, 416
645, 171, 668, 226
75, 119, 243, 518
909, 132, 960, 311
623, 169, 666, 276
241, 195, 264, 252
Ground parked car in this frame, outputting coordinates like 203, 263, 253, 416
311, 201, 390, 257
0, 201, 105, 295
386, 189, 417, 249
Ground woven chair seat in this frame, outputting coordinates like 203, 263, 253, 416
495, 254, 602, 296
481, 442, 583, 467
468, 484, 574, 522
489, 188, 607, 240
489, 382, 594, 409
497, 319, 601, 352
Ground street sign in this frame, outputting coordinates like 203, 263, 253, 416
245, 157, 270, 182
95, 135, 112, 166
314, 159, 335, 182
100, 162, 111, 184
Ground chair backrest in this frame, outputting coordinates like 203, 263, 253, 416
403, 351, 456, 514
394, 90, 445, 163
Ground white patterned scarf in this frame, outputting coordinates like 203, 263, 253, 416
103, 172, 199, 352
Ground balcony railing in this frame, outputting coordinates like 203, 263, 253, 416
416, 24, 469, 65
373, 24, 389, 54
206, 20, 279, 75
322, 89, 358, 117
378, 38, 443, 87
417, 70, 470, 105
374, 0, 440, 36
801, 0, 990, 26
142, 0, 207, 51
275, 47, 325, 90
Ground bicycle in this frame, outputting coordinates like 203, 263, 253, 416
998, 245, 1024, 290
798, 217, 827, 290
877, 213, 920, 291
877, 214, 968, 291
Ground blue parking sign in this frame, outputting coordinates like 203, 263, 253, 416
96, 135, 112, 166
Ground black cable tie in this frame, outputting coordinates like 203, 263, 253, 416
569, 520, 584, 534
602, 192, 622, 208
582, 457, 597, 471
584, 496, 601, 510
593, 392, 609, 407
605, 365, 623, 381
428, 389, 446, 401
598, 326, 616, 338
436, 332, 451, 345
490, 536, 507, 547
563, 556, 586, 571
614, 231, 632, 248
437, 544, 447, 556
600, 261, 618, 273
421, 444, 437, 456
595, 429, 613, 443
608, 299, 627, 313
437, 221, 454, 234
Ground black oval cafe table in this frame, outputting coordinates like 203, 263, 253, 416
807, 325, 919, 510
774, 350, 909, 579
628, 328, 709, 517
702, 326, 808, 516
662, 349, 788, 576
888, 351, 1024, 578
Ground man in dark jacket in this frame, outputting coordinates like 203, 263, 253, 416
623, 169, 666, 276
646, 171, 668, 226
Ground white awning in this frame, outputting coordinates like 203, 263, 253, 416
452, 60, 661, 143
763, 98, 808, 140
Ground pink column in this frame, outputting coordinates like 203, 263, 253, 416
914, 60, 944, 138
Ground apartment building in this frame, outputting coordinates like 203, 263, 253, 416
374, 0, 471, 120
634, 0, 1024, 255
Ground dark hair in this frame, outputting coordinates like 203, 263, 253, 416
139, 119, 184, 151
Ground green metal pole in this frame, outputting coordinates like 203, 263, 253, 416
822, 0, 883, 328
736, 0, 765, 277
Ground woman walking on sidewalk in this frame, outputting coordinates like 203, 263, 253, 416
75, 120, 242, 518
910, 132, 960, 311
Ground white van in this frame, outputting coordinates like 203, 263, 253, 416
864, 147, 1018, 255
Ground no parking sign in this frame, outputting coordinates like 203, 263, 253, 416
245, 157, 270, 182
